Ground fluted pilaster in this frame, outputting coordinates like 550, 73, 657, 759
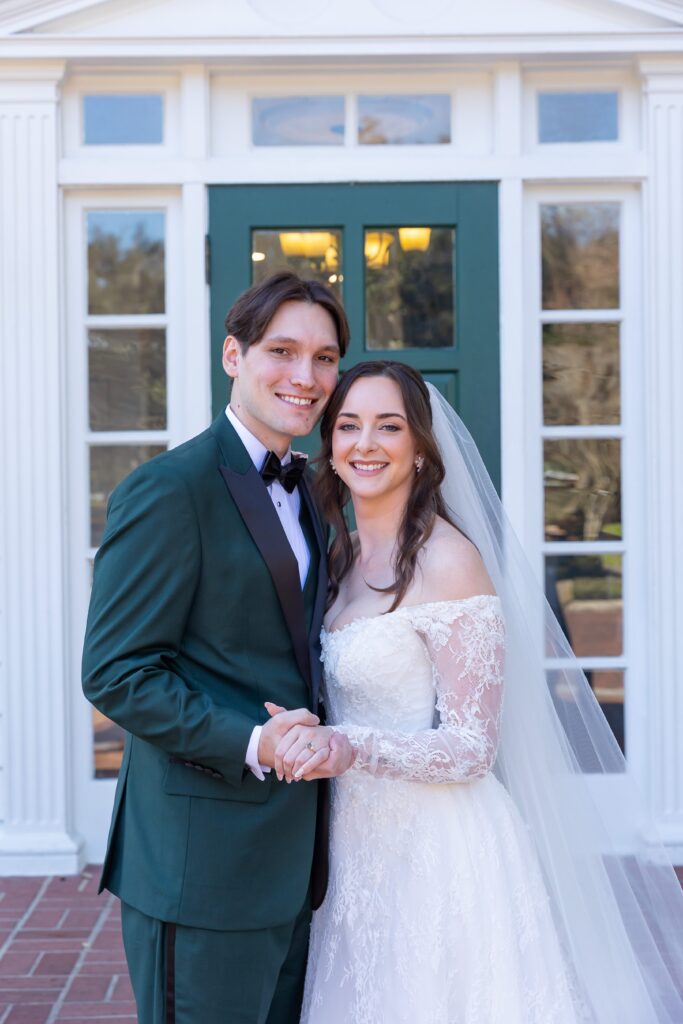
641, 61, 683, 856
0, 64, 83, 873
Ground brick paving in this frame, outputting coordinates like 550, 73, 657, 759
0, 868, 134, 1024
1, 864, 682, 1022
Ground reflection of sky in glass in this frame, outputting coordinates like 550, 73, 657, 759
87, 210, 165, 250
358, 95, 450, 145
253, 97, 345, 145
538, 92, 618, 144
84, 94, 163, 145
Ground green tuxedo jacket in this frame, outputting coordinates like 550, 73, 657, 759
82, 413, 329, 931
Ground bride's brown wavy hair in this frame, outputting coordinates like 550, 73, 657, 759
316, 360, 457, 612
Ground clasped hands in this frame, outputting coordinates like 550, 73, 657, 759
257, 702, 355, 783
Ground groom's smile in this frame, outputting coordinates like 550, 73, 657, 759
276, 393, 317, 408
223, 299, 341, 455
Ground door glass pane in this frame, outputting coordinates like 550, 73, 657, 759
538, 92, 618, 144
252, 96, 344, 146
87, 210, 165, 314
83, 94, 163, 145
544, 439, 621, 541
90, 445, 166, 547
358, 94, 451, 145
545, 554, 623, 657
94, 709, 126, 778
89, 328, 167, 431
251, 229, 342, 294
548, 667, 625, 767
543, 323, 620, 426
541, 203, 619, 310
365, 226, 454, 349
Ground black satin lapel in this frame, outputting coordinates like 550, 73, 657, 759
299, 476, 329, 708
219, 464, 312, 691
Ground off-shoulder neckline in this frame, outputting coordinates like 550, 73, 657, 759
323, 594, 501, 638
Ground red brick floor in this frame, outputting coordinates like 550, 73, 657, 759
1, 864, 682, 1022
0, 868, 134, 1024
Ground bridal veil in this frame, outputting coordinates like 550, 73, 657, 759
427, 383, 683, 1022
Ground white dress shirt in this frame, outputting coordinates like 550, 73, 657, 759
226, 406, 311, 780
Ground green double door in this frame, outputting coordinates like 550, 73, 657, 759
209, 182, 500, 489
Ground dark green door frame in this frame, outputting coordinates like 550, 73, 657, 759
208, 182, 500, 489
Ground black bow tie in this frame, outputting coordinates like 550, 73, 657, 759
260, 451, 307, 493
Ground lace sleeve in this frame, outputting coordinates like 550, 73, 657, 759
337, 600, 505, 783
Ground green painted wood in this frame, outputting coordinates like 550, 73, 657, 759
209, 183, 500, 490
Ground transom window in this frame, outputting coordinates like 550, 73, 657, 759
250, 93, 452, 147
357, 94, 451, 145
83, 94, 164, 145
252, 96, 345, 146
538, 91, 618, 144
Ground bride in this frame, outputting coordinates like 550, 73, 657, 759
270, 360, 683, 1023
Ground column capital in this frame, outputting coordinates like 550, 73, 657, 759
639, 58, 683, 94
0, 59, 65, 101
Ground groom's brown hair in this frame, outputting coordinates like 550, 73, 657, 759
224, 271, 349, 356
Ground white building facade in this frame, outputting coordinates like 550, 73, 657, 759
1, 0, 683, 874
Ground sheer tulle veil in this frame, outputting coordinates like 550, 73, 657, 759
426, 383, 683, 1022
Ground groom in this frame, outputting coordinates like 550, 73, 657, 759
82, 271, 355, 1024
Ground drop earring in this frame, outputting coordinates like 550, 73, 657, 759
329, 458, 338, 475
415, 455, 424, 473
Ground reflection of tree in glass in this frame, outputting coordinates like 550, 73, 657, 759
88, 224, 165, 315
547, 554, 622, 599
366, 228, 454, 349
545, 554, 623, 658
544, 438, 621, 541
543, 323, 620, 426
90, 445, 166, 547
541, 204, 619, 310
359, 115, 388, 145
93, 708, 126, 779
89, 329, 166, 431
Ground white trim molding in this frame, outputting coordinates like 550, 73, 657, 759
0, 66, 85, 874
640, 59, 683, 851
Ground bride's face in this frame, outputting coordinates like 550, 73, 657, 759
331, 376, 421, 502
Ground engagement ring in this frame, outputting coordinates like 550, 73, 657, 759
305, 742, 316, 752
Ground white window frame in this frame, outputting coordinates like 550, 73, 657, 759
523, 183, 647, 842
522, 66, 641, 156
62, 73, 181, 160
208, 67, 494, 178
64, 188, 184, 861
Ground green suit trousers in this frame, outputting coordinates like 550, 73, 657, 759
121, 894, 311, 1024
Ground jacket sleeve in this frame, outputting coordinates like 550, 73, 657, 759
81, 460, 255, 786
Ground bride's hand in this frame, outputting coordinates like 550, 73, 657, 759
264, 704, 355, 781
273, 723, 333, 783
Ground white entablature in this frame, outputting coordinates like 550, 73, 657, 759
1, 0, 683, 48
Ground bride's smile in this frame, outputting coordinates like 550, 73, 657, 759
331, 376, 423, 505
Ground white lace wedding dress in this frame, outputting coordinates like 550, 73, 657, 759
301, 595, 585, 1024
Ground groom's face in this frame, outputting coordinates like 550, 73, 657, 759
223, 299, 341, 455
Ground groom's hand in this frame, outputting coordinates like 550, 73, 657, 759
257, 707, 319, 769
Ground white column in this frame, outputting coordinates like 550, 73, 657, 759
493, 64, 529, 542
0, 63, 84, 874
640, 61, 683, 859
179, 64, 211, 440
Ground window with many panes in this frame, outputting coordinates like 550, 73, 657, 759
84, 207, 170, 777
538, 200, 626, 761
